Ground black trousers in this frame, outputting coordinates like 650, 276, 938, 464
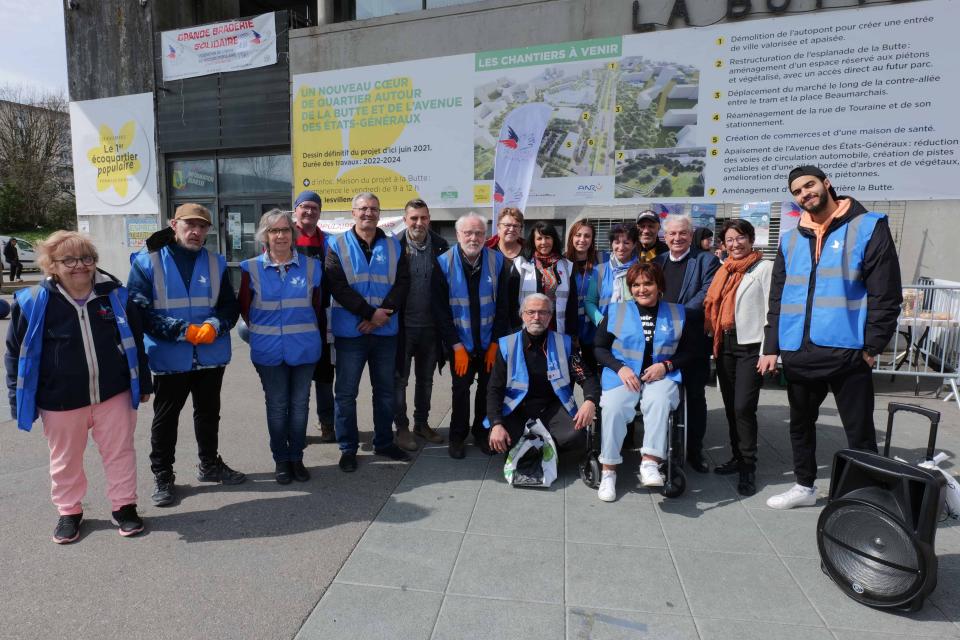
8, 259, 22, 281
502, 400, 586, 451
149, 367, 226, 475
449, 352, 489, 444
785, 360, 878, 487
683, 357, 710, 455
715, 334, 763, 470
394, 326, 439, 430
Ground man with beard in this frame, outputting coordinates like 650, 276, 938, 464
393, 199, 449, 450
636, 210, 668, 263
760, 166, 901, 509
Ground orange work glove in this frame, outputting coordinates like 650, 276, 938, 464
195, 322, 218, 345
184, 324, 202, 345
484, 342, 498, 373
453, 344, 469, 376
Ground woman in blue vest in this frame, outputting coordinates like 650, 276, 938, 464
564, 220, 602, 372
513, 221, 578, 337
239, 210, 324, 485
593, 262, 697, 502
4, 231, 152, 543
583, 223, 638, 333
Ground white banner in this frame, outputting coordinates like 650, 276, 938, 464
69, 92, 158, 215
317, 216, 407, 236
161, 13, 277, 82
493, 103, 553, 216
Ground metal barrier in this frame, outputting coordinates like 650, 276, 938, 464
876, 278, 960, 410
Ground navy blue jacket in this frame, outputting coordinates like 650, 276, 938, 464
654, 247, 720, 358
5, 271, 153, 415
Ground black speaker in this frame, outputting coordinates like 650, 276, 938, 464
817, 449, 944, 611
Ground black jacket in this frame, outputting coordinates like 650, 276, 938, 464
436, 245, 512, 356
5, 271, 153, 415
763, 196, 902, 378
395, 228, 449, 372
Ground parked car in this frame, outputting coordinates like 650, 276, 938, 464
0, 236, 38, 271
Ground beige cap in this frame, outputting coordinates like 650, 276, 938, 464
174, 203, 212, 224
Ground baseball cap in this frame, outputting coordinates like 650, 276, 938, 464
173, 203, 211, 224
636, 210, 659, 224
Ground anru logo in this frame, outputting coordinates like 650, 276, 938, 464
576, 184, 603, 192
493, 182, 505, 203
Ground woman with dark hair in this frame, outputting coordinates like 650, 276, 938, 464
5, 231, 153, 542
593, 262, 696, 501
583, 223, 638, 330
565, 220, 602, 370
512, 221, 578, 336
693, 227, 714, 253
703, 218, 772, 496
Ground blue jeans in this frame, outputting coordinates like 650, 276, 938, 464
254, 363, 315, 463
334, 335, 398, 453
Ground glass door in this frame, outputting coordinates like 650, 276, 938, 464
222, 202, 260, 266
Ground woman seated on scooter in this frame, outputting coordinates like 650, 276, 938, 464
593, 261, 697, 502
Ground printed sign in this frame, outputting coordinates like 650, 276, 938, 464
161, 13, 277, 81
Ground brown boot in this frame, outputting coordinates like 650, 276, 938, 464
396, 428, 418, 451
413, 423, 444, 444
318, 422, 336, 443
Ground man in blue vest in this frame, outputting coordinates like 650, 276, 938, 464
653, 214, 720, 473
486, 293, 598, 455
325, 192, 411, 472
759, 166, 902, 509
128, 203, 244, 508
436, 212, 511, 459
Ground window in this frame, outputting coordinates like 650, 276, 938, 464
169, 159, 216, 197
217, 156, 292, 194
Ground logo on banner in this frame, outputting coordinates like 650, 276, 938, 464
494, 182, 505, 203
499, 126, 519, 149
172, 170, 186, 190
251, 30, 262, 44
167, 45, 176, 60
85, 120, 149, 203
576, 183, 603, 193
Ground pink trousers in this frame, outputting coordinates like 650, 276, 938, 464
40, 390, 138, 515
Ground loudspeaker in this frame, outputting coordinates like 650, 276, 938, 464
817, 449, 944, 612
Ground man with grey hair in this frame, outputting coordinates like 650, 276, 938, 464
437, 212, 510, 458
486, 293, 598, 455
325, 192, 411, 472
654, 213, 720, 473
392, 198, 449, 450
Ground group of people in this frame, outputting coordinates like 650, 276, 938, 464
5, 165, 902, 544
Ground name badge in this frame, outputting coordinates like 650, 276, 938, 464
547, 367, 561, 381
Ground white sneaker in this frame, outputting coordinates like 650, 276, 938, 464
598, 472, 617, 502
640, 461, 664, 487
766, 484, 817, 510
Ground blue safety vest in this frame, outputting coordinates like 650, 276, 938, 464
14, 285, 141, 432
575, 262, 597, 344
133, 246, 232, 373
241, 253, 322, 367
778, 212, 883, 351
484, 330, 578, 428
600, 301, 684, 391
329, 231, 401, 338
594, 256, 637, 322
438, 246, 503, 352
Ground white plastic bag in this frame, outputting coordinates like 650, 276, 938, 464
919, 453, 960, 518
503, 420, 558, 488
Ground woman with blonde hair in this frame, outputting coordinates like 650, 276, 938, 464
5, 231, 152, 543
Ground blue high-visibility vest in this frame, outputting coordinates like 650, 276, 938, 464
438, 246, 503, 352
594, 256, 637, 321
575, 262, 597, 344
329, 231, 401, 338
14, 285, 141, 432
484, 330, 578, 428
778, 212, 883, 351
600, 301, 684, 391
133, 247, 231, 373
241, 253, 322, 367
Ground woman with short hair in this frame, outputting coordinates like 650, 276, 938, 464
703, 219, 772, 496
238, 209, 324, 484
5, 231, 153, 543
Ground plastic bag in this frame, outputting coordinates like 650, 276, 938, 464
503, 420, 558, 488
918, 453, 960, 519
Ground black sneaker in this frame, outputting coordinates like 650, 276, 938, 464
197, 456, 246, 485
53, 513, 83, 544
291, 461, 310, 482
111, 504, 145, 537
339, 452, 358, 472
374, 443, 412, 462
714, 457, 742, 476
152, 471, 176, 507
275, 461, 292, 485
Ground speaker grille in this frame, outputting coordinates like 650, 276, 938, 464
821, 502, 921, 601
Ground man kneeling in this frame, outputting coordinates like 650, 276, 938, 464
486, 294, 598, 456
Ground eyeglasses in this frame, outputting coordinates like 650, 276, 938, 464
459, 230, 485, 238
56, 255, 95, 268
522, 309, 552, 317
267, 227, 293, 236
499, 223, 521, 230
354, 206, 380, 213
724, 235, 749, 245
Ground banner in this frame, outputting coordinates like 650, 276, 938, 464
69, 92, 158, 215
739, 202, 771, 247
492, 103, 553, 216
316, 216, 406, 236
162, 13, 277, 81
292, 0, 960, 210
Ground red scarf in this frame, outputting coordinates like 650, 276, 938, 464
534, 253, 561, 300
